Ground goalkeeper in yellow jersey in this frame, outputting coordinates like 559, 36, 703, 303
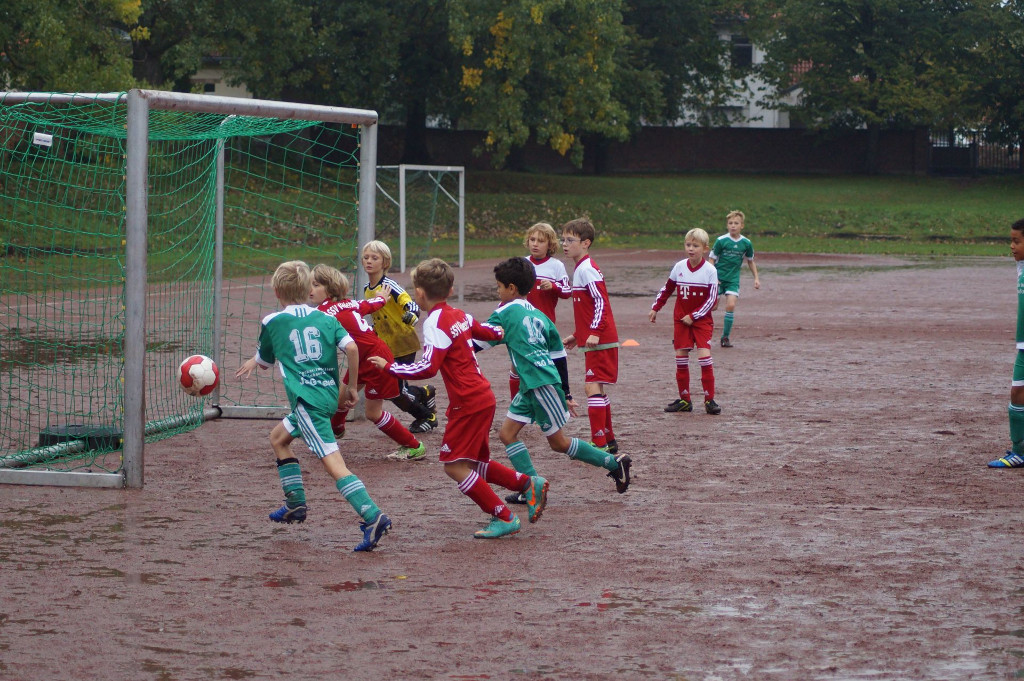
361, 240, 437, 433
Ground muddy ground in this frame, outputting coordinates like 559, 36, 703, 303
2, 250, 1023, 680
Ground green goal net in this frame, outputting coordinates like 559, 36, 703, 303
0, 91, 376, 486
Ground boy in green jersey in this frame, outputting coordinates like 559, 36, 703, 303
709, 210, 761, 347
235, 260, 392, 551
990, 219, 1024, 468
483, 258, 632, 506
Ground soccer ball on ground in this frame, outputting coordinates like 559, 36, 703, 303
179, 354, 219, 396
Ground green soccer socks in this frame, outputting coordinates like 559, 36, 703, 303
276, 458, 306, 507
337, 475, 381, 522
722, 311, 734, 339
505, 441, 538, 477
1009, 402, 1024, 454
567, 438, 617, 471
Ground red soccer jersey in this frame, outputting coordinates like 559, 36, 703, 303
651, 258, 719, 321
525, 255, 571, 323
387, 302, 503, 411
318, 296, 392, 376
569, 255, 618, 345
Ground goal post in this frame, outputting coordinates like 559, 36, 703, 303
0, 89, 379, 488
375, 164, 465, 274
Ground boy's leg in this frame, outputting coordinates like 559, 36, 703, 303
295, 402, 391, 549
695, 321, 721, 415
991, 370, 1024, 467
585, 385, 609, 448
268, 422, 308, 523
721, 292, 738, 345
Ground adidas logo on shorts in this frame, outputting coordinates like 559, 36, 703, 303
440, 444, 451, 453
586, 369, 595, 377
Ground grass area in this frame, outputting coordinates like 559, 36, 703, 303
462, 172, 1024, 256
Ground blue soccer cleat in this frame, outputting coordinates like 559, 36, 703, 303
988, 451, 1024, 468
269, 502, 308, 524
524, 476, 549, 524
353, 512, 392, 552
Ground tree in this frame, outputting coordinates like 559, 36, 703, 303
971, 0, 1024, 147
744, 0, 1002, 171
0, 0, 143, 91
131, 0, 217, 90
622, 0, 738, 126
212, 0, 459, 163
449, 0, 661, 168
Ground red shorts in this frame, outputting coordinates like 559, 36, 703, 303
349, 362, 401, 401
439, 401, 496, 464
583, 346, 618, 385
674, 316, 714, 350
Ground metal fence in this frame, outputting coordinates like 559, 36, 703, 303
930, 130, 1022, 174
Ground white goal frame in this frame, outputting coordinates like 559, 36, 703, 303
0, 89, 379, 489
375, 164, 465, 275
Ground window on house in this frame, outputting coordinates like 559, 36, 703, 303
731, 35, 753, 70
203, 83, 216, 93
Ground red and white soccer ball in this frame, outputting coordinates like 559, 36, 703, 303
179, 354, 219, 396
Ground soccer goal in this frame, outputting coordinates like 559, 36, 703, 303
0, 90, 378, 488
375, 164, 465, 272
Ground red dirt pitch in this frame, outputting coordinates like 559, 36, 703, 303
2, 251, 1023, 680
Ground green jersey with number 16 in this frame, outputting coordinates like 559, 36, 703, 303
253, 304, 355, 413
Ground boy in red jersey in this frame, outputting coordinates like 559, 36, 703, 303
561, 217, 620, 454
649, 228, 722, 415
368, 258, 545, 539
507, 222, 572, 397
309, 264, 426, 461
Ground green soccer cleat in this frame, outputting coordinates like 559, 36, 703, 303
524, 476, 549, 524
474, 515, 522, 539
387, 442, 426, 461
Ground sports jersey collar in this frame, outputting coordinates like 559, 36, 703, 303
496, 298, 530, 312
529, 255, 550, 265
687, 258, 706, 272
575, 254, 591, 266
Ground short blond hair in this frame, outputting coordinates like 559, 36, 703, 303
726, 210, 745, 223
311, 263, 350, 300
362, 240, 393, 270
411, 258, 455, 301
685, 228, 710, 247
272, 260, 312, 305
523, 222, 559, 256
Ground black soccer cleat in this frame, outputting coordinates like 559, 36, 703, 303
704, 399, 722, 415
664, 398, 692, 413
608, 454, 632, 494
504, 491, 528, 505
409, 412, 438, 433
604, 438, 618, 455
720, 337, 733, 348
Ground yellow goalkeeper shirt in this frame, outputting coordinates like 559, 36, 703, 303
364, 276, 422, 358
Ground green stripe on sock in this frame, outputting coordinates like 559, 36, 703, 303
506, 441, 538, 477
277, 461, 306, 506
336, 475, 381, 522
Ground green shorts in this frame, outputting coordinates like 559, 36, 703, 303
282, 400, 339, 459
718, 277, 741, 297
506, 384, 570, 437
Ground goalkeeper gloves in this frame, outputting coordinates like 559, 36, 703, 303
402, 311, 418, 326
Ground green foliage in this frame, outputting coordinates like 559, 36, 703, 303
0, 0, 141, 91
745, 0, 1006, 132
450, 0, 655, 167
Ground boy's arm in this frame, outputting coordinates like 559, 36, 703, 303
748, 258, 761, 288
358, 296, 387, 315
470, 317, 503, 343
651, 278, 674, 312
555, 275, 572, 299
395, 287, 420, 324
340, 339, 360, 408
